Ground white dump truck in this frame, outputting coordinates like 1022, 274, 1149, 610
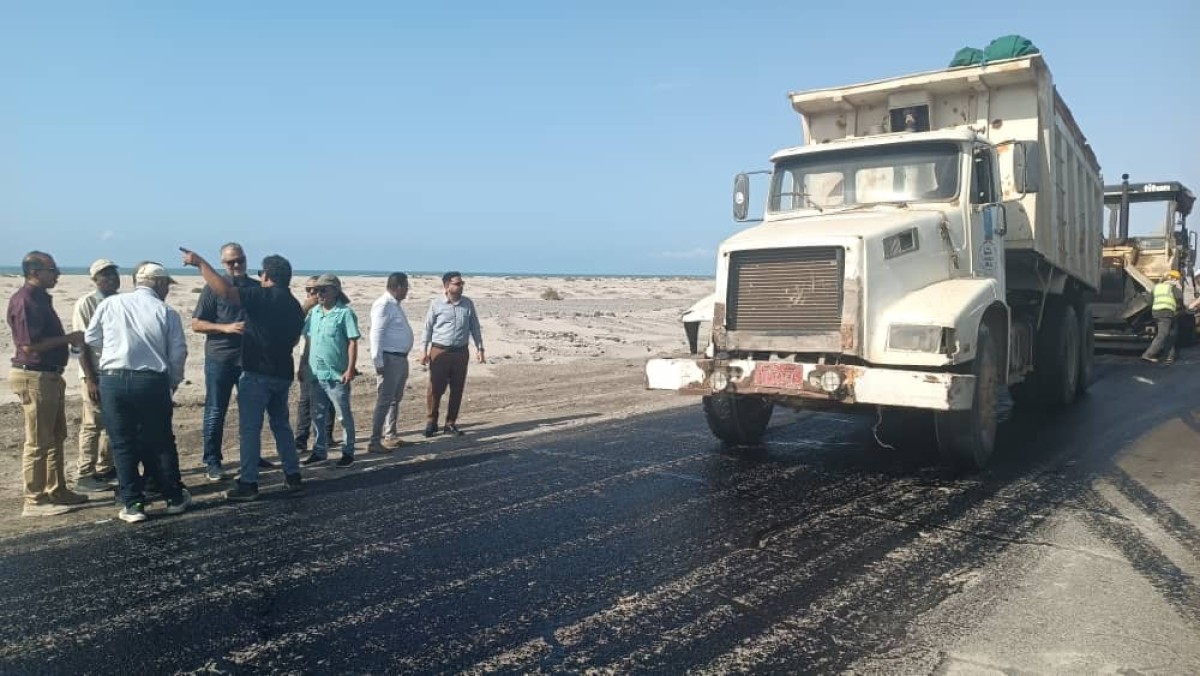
647, 54, 1102, 469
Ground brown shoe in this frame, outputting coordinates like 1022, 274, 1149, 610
23, 502, 73, 516
384, 437, 410, 449
367, 442, 394, 455
49, 490, 89, 506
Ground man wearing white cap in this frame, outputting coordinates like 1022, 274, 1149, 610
71, 259, 120, 493
85, 261, 191, 523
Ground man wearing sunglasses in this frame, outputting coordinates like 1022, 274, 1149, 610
294, 276, 335, 452
191, 242, 266, 482
7, 251, 89, 516
301, 274, 360, 467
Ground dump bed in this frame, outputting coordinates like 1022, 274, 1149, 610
788, 55, 1101, 290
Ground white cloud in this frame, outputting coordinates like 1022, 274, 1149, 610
654, 248, 711, 260
99, 230, 115, 241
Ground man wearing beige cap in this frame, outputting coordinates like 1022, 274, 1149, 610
71, 259, 121, 493
85, 262, 191, 523
301, 273, 360, 466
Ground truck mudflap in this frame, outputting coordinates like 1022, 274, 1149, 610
645, 358, 976, 411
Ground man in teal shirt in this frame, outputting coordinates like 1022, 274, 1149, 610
302, 274, 360, 466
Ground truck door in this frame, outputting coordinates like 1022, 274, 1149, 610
969, 145, 1006, 290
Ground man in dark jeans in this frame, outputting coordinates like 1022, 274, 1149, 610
84, 262, 191, 523
182, 248, 306, 501
192, 242, 270, 481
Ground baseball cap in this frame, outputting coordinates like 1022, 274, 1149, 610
1168, 270, 1182, 280
135, 262, 178, 285
89, 259, 118, 278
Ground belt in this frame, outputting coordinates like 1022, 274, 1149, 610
12, 363, 64, 374
431, 343, 467, 352
98, 369, 168, 378
383, 351, 409, 357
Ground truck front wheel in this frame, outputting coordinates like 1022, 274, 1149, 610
702, 394, 774, 446
935, 322, 1000, 471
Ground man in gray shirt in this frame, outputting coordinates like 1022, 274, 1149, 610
420, 271, 484, 437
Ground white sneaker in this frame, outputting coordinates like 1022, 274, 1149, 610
22, 503, 72, 517
118, 503, 148, 523
165, 489, 192, 515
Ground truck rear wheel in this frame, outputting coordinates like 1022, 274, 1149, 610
1078, 304, 1094, 395
1010, 298, 1080, 408
702, 394, 774, 446
935, 322, 999, 471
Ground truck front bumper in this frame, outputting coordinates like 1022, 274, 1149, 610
645, 358, 975, 411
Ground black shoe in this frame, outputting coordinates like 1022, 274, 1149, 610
295, 438, 308, 452
258, 458, 277, 469
95, 468, 118, 483
423, 421, 439, 438
302, 453, 327, 466
225, 481, 259, 502
283, 473, 304, 495
443, 423, 465, 437
335, 456, 354, 468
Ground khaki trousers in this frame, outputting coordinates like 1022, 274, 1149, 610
77, 379, 113, 477
9, 370, 69, 505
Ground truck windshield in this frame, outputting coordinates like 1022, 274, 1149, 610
768, 142, 961, 212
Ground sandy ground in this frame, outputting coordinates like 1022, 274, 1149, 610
0, 273, 712, 535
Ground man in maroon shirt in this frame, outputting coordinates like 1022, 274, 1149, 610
6, 251, 89, 516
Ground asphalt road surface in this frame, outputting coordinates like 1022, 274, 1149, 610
2, 354, 1198, 674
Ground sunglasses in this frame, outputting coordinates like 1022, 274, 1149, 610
315, 286, 335, 293
221, 257, 247, 267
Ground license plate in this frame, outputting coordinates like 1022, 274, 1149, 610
752, 362, 805, 389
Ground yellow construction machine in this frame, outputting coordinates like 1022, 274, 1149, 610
1093, 175, 1197, 348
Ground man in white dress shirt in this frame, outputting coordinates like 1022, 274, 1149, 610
84, 262, 191, 523
368, 273, 414, 453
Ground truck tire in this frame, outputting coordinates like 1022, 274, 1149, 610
1078, 305, 1094, 395
702, 394, 774, 446
1010, 298, 1080, 408
935, 322, 1000, 471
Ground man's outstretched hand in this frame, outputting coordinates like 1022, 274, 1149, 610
179, 247, 202, 268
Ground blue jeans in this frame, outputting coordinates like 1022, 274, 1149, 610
202, 359, 242, 469
312, 379, 355, 458
237, 372, 301, 485
99, 370, 184, 508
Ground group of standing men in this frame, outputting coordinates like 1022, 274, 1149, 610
7, 245, 485, 522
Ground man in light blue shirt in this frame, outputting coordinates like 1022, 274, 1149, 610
302, 274, 361, 467
420, 271, 484, 438
84, 262, 191, 523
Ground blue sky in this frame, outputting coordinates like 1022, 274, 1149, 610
2, 1, 1196, 275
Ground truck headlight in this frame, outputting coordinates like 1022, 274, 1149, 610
888, 325, 954, 353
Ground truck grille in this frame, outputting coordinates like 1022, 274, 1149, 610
727, 247, 844, 332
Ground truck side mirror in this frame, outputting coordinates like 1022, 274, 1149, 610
733, 173, 751, 221
1013, 141, 1041, 194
